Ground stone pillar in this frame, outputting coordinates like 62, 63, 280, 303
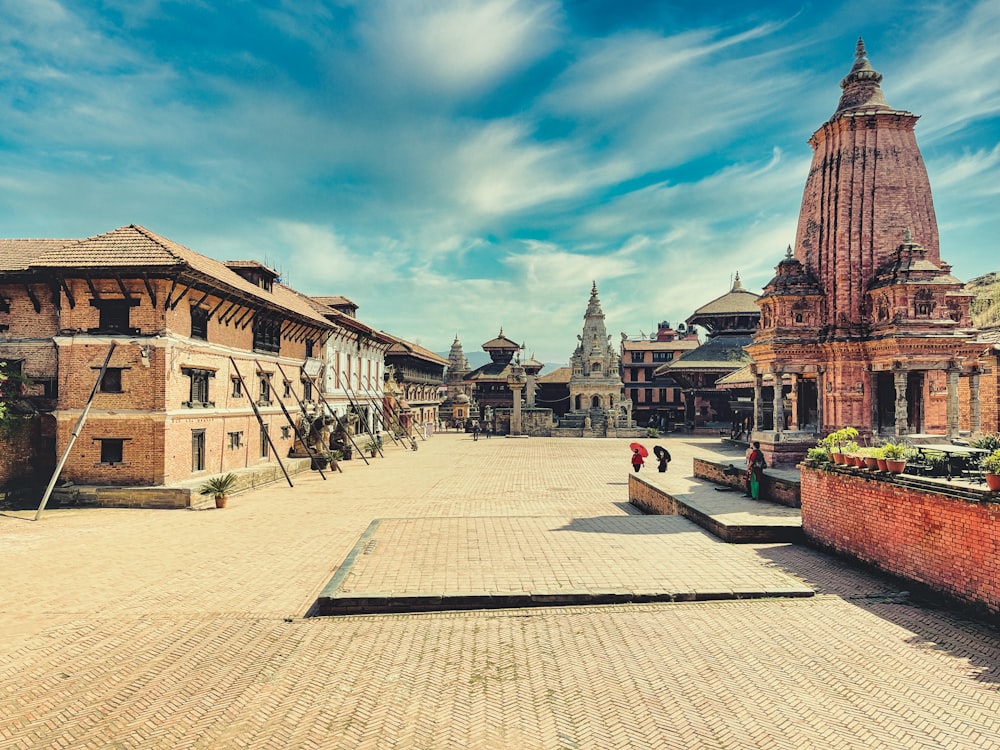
816, 368, 825, 433
506, 363, 526, 437
946, 366, 961, 438
789, 373, 799, 431
526, 372, 537, 407
772, 367, 784, 435
893, 369, 909, 437
970, 371, 981, 435
752, 367, 763, 432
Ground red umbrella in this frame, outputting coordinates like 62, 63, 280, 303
629, 442, 648, 458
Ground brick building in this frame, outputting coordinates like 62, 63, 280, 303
383, 335, 447, 436
745, 40, 981, 465
621, 320, 700, 430
0, 225, 336, 488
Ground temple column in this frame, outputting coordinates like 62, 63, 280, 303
772, 366, 784, 435
970, 371, 981, 435
946, 365, 961, 438
893, 370, 909, 437
789, 373, 799, 431
751, 368, 763, 432
816, 368, 825, 433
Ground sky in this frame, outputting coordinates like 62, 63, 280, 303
1, 0, 998, 365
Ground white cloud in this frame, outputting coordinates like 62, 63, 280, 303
356, 0, 562, 98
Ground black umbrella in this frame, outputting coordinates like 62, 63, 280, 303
653, 445, 667, 459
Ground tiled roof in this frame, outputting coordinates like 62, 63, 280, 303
312, 295, 357, 309
0, 239, 80, 271
1, 225, 332, 327
658, 334, 753, 372
537, 366, 572, 384
690, 287, 760, 316
384, 334, 449, 365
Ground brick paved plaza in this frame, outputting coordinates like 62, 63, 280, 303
2, 434, 999, 749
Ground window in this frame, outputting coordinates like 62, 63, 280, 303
658, 388, 667, 404
305, 339, 315, 358
192, 430, 206, 471
280, 425, 291, 439
258, 373, 272, 405
231, 378, 242, 397
652, 352, 673, 362
182, 368, 215, 407
283, 380, 293, 399
96, 437, 126, 464
99, 367, 123, 393
252, 316, 282, 353
630, 351, 645, 363
228, 431, 243, 450
191, 307, 209, 340
260, 425, 270, 458
644, 388, 653, 404
302, 380, 313, 401
90, 299, 138, 334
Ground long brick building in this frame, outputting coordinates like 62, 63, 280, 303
0, 225, 339, 489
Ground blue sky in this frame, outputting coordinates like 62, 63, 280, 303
1, 1, 998, 365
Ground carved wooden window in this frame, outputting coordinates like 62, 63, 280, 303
191, 306, 209, 340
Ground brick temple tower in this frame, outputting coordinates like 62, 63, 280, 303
746, 39, 980, 463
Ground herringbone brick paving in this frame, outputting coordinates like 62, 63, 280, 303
1, 434, 999, 749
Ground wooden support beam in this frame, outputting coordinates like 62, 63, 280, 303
25, 284, 41, 314
141, 274, 157, 308
218, 301, 238, 323
115, 275, 134, 301
234, 307, 255, 329
208, 294, 230, 318
190, 290, 211, 310
61, 279, 75, 309
85, 276, 100, 300
163, 278, 178, 310
168, 286, 191, 311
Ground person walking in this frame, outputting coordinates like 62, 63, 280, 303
631, 448, 645, 473
654, 446, 671, 473
744, 441, 766, 499
472, 422, 480, 441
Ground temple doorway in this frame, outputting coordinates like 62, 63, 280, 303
797, 379, 818, 430
906, 372, 924, 434
876, 373, 895, 435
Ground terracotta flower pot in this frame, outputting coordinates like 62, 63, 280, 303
831, 452, 845, 465
876, 458, 888, 471
215, 493, 228, 509
986, 473, 1000, 492
885, 459, 906, 474
863, 457, 879, 470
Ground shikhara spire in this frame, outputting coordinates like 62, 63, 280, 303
833, 36, 891, 117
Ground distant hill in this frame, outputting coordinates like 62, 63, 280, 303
967, 271, 1000, 329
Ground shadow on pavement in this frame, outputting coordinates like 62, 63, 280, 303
751, 542, 1000, 687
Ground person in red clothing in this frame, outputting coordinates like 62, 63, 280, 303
631, 448, 645, 473
744, 441, 766, 499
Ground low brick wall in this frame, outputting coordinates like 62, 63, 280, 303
628, 475, 681, 515
801, 466, 1000, 616
693, 458, 801, 508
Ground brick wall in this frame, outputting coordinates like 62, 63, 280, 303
693, 457, 801, 507
801, 466, 1000, 616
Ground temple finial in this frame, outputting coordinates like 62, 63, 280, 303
903, 227, 913, 243
732, 272, 744, 291
785, 244, 793, 259
856, 36, 867, 59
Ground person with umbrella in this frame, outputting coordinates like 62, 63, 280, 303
630, 443, 647, 473
653, 445, 671, 473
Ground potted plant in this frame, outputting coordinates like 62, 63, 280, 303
199, 472, 238, 508
873, 446, 888, 472
804, 446, 831, 468
881, 443, 907, 474
981, 449, 1000, 491
859, 446, 880, 470
363, 439, 379, 458
819, 427, 859, 465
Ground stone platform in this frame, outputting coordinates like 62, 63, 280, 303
310, 514, 813, 616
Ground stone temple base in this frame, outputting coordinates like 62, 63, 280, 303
751, 430, 817, 469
